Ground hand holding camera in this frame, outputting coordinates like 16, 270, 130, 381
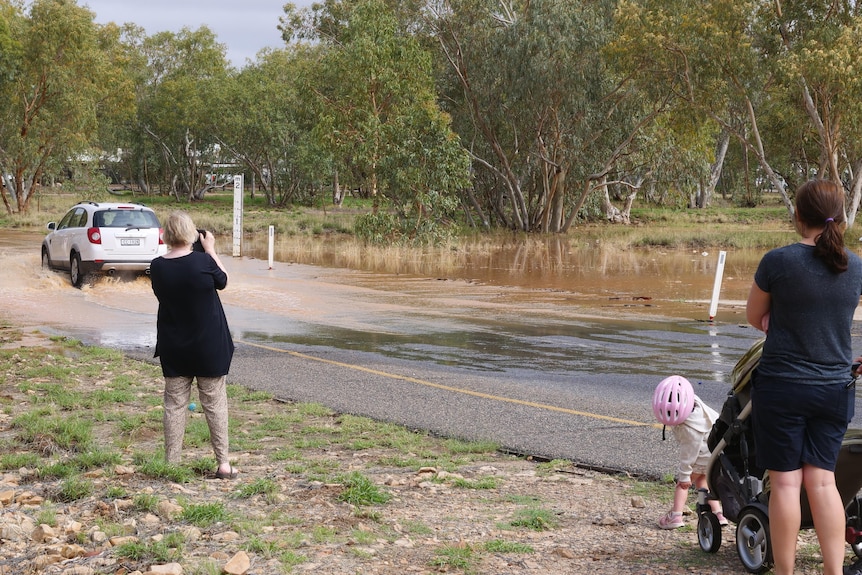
192, 229, 214, 253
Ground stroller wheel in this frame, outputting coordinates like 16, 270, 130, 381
697, 512, 722, 553
846, 495, 862, 559
736, 507, 773, 574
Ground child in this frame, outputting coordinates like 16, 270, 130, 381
652, 375, 726, 529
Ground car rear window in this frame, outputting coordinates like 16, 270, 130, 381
95, 209, 160, 228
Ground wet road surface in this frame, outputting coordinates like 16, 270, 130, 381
2, 230, 860, 478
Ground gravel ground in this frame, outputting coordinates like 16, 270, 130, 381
0, 328, 841, 575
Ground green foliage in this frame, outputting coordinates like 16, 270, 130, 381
39, 461, 78, 479
72, 449, 121, 470
180, 502, 230, 527
55, 476, 94, 502
450, 476, 500, 489
507, 507, 559, 531
235, 478, 280, 500
133, 493, 160, 513
114, 536, 183, 563
36, 505, 57, 527
0, 452, 39, 470
443, 438, 499, 455
337, 471, 391, 506
483, 539, 534, 553
12, 411, 93, 452
183, 417, 211, 448
354, 212, 401, 244
0, 0, 129, 214
132, 454, 194, 484
106, 485, 128, 499
129, 26, 230, 199
429, 544, 476, 572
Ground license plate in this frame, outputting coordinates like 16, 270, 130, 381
120, 238, 140, 246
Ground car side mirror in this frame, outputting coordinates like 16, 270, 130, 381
47, 222, 56, 230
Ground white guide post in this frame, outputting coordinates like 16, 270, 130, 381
708, 250, 727, 321
232, 175, 243, 257
268, 225, 274, 270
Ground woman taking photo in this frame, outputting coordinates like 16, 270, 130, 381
150, 211, 237, 480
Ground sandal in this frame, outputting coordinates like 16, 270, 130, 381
715, 512, 729, 526
658, 511, 685, 529
214, 466, 239, 480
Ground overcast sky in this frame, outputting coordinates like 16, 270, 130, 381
81, 0, 313, 67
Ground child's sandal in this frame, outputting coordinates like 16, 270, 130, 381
658, 511, 685, 529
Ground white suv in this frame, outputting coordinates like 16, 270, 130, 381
41, 201, 167, 287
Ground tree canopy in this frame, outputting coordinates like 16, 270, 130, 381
5, 0, 862, 235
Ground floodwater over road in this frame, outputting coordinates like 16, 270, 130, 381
3, 228, 861, 475
1, 229, 761, 379
0, 227, 769, 401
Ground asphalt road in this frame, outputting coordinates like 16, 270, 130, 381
5, 231, 862, 480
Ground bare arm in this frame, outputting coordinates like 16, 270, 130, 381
746, 282, 770, 332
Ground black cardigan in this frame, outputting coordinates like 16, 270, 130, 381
150, 252, 234, 377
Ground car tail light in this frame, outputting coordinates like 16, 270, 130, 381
87, 228, 102, 244
159, 228, 164, 245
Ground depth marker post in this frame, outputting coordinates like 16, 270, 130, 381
232, 175, 243, 258
268, 225, 274, 270
708, 250, 727, 321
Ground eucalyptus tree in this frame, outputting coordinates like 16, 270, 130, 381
282, 0, 471, 242
613, 0, 862, 223
0, 0, 128, 215
216, 46, 330, 207
93, 22, 145, 188
430, 0, 665, 232
766, 1, 862, 225
131, 27, 230, 200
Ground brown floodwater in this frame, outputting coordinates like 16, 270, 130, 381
0, 228, 762, 377
8, 227, 862, 478
5, 228, 862, 427
241, 232, 759, 319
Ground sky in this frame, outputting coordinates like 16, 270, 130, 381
80, 0, 314, 67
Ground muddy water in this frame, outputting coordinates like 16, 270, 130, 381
242, 233, 759, 316
1, 229, 761, 382
7, 228, 862, 475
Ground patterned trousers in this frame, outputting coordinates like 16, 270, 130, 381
163, 375, 230, 466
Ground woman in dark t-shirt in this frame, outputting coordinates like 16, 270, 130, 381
151, 211, 237, 480
746, 180, 862, 575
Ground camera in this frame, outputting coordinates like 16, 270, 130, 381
191, 229, 206, 252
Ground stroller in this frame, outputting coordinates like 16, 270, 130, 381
695, 339, 862, 573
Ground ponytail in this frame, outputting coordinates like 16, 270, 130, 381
796, 180, 848, 274
814, 218, 848, 273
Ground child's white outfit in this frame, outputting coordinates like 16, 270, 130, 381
671, 395, 718, 484
658, 394, 723, 530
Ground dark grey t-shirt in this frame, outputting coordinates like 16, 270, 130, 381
754, 242, 862, 385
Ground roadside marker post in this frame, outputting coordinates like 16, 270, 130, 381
708, 250, 727, 321
268, 225, 274, 270
232, 175, 243, 257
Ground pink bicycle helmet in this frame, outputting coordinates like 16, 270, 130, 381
652, 375, 695, 426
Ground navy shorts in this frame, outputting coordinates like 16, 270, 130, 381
751, 376, 854, 472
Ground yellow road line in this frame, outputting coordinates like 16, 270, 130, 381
238, 339, 660, 429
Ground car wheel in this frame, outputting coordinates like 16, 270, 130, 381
41, 247, 50, 270
70, 252, 84, 288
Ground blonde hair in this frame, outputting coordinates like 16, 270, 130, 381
161, 211, 198, 248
